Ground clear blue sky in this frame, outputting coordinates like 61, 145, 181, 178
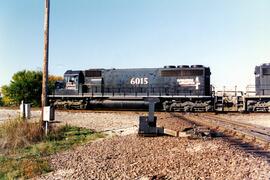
1, 0, 270, 90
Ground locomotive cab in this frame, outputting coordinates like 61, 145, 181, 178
255, 63, 270, 95
64, 70, 84, 92
65, 75, 78, 90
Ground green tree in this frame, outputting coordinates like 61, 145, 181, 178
1, 86, 13, 106
0, 97, 3, 106
2, 70, 63, 107
48, 75, 63, 94
2, 70, 42, 106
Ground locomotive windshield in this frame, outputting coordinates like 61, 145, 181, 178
64, 75, 79, 90
62, 70, 84, 91
65, 76, 77, 83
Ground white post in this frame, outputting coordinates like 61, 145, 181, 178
25, 104, 31, 119
20, 100, 25, 119
45, 121, 48, 136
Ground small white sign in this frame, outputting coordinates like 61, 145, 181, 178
177, 77, 200, 90
43, 106, 55, 121
177, 79, 195, 85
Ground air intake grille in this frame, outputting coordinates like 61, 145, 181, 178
85, 70, 102, 77
161, 69, 204, 77
262, 68, 270, 75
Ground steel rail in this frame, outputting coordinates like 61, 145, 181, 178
173, 113, 270, 150
202, 114, 270, 137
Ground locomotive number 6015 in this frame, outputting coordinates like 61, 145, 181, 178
130, 77, 149, 85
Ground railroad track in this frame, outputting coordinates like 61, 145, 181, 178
171, 112, 270, 160
201, 114, 270, 145
51, 109, 270, 149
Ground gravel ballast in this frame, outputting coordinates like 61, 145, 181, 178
41, 135, 270, 179
40, 111, 269, 180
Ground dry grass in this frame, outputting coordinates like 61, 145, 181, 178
0, 118, 43, 151
0, 118, 105, 179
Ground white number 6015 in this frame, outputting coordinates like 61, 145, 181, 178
130, 77, 148, 85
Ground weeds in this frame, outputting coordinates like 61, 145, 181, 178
0, 118, 43, 150
0, 119, 104, 179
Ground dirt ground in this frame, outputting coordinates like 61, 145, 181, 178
1, 109, 269, 179
2, 108, 269, 128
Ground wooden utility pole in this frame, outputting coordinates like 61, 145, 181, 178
41, 0, 50, 121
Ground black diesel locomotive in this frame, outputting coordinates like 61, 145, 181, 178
50, 65, 213, 111
244, 63, 270, 112
49, 63, 270, 112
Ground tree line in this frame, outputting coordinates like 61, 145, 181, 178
1, 70, 62, 107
